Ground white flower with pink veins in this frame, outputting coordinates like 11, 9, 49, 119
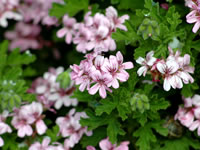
56, 109, 92, 149
136, 51, 157, 77
11, 102, 47, 137
156, 60, 182, 91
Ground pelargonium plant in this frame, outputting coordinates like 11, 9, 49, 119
1, 0, 200, 150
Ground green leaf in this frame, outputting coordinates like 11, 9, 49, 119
56, 70, 71, 89
50, 0, 89, 18
0, 42, 36, 112
165, 6, 182, 31
81, 127, 106, 148
2, 134, 19, 150
0, 41, 8, 75
150, 121, 168, 136
7, 50, 36, 66
181, 83, 199, 97
46, 125, 62, 142
112, 21, 139, 45
95, 99, 117, 116
49, 2, 68, 18
134, 43, 153, 60
118, 0, 144, 10
133, 123, 156, 150
158, 136, 200, 150
107, 118, 125, 144
80, 109, 110, 130
150, 97, 170, 112
72, 89, 97, 102
133, 121, 168, 150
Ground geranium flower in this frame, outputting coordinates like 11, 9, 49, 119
156, 60, 182, 91
136, 51, 156, 76
87, 138, 129, 150
57, 15, 77, 44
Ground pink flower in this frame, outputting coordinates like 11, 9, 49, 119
175, 107, 194, 127
87, 146, 96, 150
156, 60, 182, 91
160, 3, 169, 10
87, 138, 129, 150
186, 1, 200, 33
19, 0, 63, 26
57, 15, 77, 44
191, 94, 200, 107
29, 67, 78, 110
5, 22, 42, 51
0, 0, 22, 27
136, 51, 157, 76
11, 109, 34, 137
58, 6, 129, 53
11, 102, 47, 137
189, 120, 200, 135
56, 109, 92, 149
106, 6, 129, 31
87, 24, 116, 53
27, 102, 47, 135
175, 95, 200, 136
177, 54, 194, 84
73, 23, 92, 53
71, 52, 133, 98
101, 51, 133, 88
89, 70, 113, 98
29, 137, 51, 150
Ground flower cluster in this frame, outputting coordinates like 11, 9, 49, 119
70, 51, 134, 98
57, 6, 129, 53
5, 22, 42, 51
0, 0, 22, 27
86, 138, 129, 150
11, 102, 47, 138
19, 0, 63, 26
175, 94, 200, 136
136, 47, 194, 91
56, 108, 92, 149
29, 67, 78, 110
185, 0, 200, 33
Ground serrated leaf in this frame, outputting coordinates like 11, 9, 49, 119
112, 21, 139, 45
150, 97, 170, 111
133, 121, 168, 150
107, 118, 125, 144
95, 99, 117, 116
133, 123, 156, 150
80, 109, 110, 130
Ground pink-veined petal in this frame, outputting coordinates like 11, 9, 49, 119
89, 83, 100, 95
163, 77, 171, 91
189, 120, 200, 131
99, 86, 107, 98
36, 120, 47, 135
57, 28, 67, 38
